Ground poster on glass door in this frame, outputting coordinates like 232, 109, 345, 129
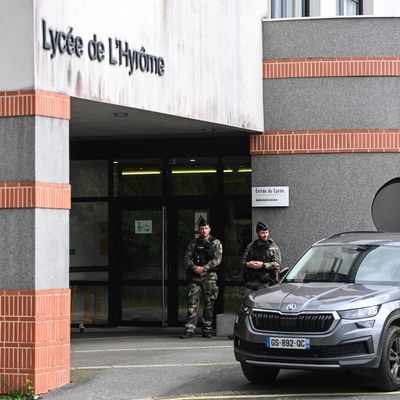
135, 220, 153, 234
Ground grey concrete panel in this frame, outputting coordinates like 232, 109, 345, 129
0, 209, 35, 290
35, 117, 69, 183
251, 153, 400, 268
263, 17, 400, 59
35, 209, 69, 290
0, 209, 69, 290
264, 78, 400, 131
0, 117, 35, 181
0, 117, 69, 182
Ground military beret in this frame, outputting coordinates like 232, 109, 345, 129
256, 221, 269, 233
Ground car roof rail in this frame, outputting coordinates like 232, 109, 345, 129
327, 231, 380, 239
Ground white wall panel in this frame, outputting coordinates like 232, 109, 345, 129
34, 0, 265, 131
0, 0, 34, 91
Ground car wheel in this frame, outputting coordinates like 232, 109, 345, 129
240, 362, 279, 384
375, 325, 400, 391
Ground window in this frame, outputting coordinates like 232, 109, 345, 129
168, 157, 218, 196
70, 160, 108, 197
223, 156, 251, 195
70, 202, 109, 267
372, 178, 400, 232
271, 0, 309, 18
114, 159, 163, 197
337, 0, 362, 15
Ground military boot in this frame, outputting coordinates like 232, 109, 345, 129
180, 332, 194, 339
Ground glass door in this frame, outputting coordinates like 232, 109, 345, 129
166, 203, 217, 326
118, 207, 167, 325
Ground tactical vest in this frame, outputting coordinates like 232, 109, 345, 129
247, 240, 273, 263
244, 239, 275, 286
193, 236, 216, 266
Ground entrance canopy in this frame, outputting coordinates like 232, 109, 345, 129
70, 98, 256, 140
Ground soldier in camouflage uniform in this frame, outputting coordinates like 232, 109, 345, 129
181, 220, 223, 339
242, 221, 281, 291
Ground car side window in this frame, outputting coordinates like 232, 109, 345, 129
356, 247, 400, 283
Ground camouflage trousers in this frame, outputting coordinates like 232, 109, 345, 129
184, 279, 219, 333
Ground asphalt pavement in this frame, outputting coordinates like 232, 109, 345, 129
41, 327, 400, 400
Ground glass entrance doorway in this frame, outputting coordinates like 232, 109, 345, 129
119, 208, 167, 324
117, 204, 213, 326
70, 143, 252, 327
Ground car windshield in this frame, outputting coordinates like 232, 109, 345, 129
284, 244, 400, 284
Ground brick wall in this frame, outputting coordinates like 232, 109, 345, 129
0, 88, 71, 394
263, 57, 400, 79
0, 90, 70, 120
251, 129, 400, 155
0, 182, 71, 209
257, 57, 400, 155
0, 289, 70, 394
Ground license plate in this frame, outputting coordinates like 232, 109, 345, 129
266, 337, 310, 350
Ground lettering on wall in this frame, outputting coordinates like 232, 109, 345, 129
252, 186, 289, 207
41, 19, 166, 77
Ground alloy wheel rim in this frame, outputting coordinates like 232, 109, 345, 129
389, 336, 400, 380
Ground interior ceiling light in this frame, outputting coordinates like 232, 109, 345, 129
189, 159, 196, 162
113, 112, 129, 118
172, 169, 217, 174
238, 168, 252, 173
223, 169, 234, 173
113, 161, 119, 164
122, 170, 161, 176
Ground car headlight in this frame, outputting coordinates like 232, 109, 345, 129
338, 305, 380, 319
238, 304, 252, 316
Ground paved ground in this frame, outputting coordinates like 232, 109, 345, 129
41, 327, 400, 400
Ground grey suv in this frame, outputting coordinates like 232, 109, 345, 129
234, 232, 400, 391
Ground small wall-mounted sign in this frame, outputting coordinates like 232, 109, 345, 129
135, 220, 153, 234
252, 186, 289, 207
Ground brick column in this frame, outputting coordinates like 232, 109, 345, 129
0, 90, 71, 394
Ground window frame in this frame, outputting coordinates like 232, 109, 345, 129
337, 0, 363, 16
270, 0, 310, 18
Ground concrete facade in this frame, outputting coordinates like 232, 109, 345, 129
0, 0, 267, 394
0, 108, 71, 393
253, 153, 400, 267
264, 78, 400, 131
255, 17, 400, 267
4, 0, 400, 394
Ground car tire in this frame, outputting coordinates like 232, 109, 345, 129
240, 362, 279, 384
375, 325, 400, 391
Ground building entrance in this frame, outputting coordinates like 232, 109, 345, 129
70, 137, 252, 327
117, 201, 216, 326
118, 206, 167, 325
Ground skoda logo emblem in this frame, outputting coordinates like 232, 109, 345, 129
286, 303, 297, 311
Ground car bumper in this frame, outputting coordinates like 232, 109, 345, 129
234, 313, 382, 370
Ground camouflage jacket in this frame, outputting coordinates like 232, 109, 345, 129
184, 236, 223, 279
241, 238, 281, 272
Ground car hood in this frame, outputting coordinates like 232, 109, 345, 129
249, 282, 400, 312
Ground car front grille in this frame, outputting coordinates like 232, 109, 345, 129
251, 311, 334, 333
238, 339, 369, 358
